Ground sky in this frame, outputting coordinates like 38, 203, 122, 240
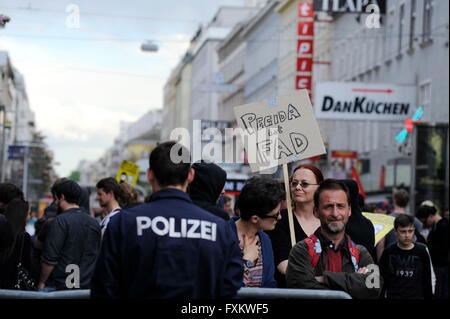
0, 0, 246, 177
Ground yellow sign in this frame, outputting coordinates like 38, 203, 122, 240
116, 160, 140, 186
362, 212, 395, 245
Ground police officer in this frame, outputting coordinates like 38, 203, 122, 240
90, 141, 243, 298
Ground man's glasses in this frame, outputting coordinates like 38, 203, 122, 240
290, 181, 319, 189
260, 211, 281, 220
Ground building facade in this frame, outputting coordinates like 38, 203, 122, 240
326, 0, 448, 209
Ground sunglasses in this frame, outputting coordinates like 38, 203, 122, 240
290, 181, 319, 189
260, 211, 281, 220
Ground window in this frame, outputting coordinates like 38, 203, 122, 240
385, 9, 395, 62
422, 0, 433, 44
409, 0, 417, 51
419, 80, 432, 113
398, 3, 405, 55
360, 159, 371, 175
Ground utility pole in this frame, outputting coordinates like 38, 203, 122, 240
0, 105, 6, 182
22, 145, 29, 197
14, 142, 43, 198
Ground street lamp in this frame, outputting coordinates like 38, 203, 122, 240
140, 40, 159, 52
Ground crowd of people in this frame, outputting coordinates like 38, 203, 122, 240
0, 140, 448, 299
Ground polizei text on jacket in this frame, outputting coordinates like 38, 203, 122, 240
136, 216, 217, 241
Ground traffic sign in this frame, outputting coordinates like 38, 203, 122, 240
8, 145, 25, 160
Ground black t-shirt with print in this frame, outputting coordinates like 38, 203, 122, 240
379, 242, 433, 299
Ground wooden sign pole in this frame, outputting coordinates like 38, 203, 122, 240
283, 163, 296, 247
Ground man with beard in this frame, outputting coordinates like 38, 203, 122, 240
38, 180, 101, 291
96, 177, 122, 234
286, 179, 381, 299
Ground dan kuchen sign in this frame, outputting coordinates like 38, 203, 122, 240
314, 0, 386, 14
314, 82, 416, 121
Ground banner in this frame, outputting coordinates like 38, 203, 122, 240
362, 212, 395, 245
313, 0, 386, 14
314, 82, 416, 121
296, 1, 314, 94
116, 160, 140, 186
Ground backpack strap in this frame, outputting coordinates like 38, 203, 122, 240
346, 235, 360, 272
304, 234, 321, 268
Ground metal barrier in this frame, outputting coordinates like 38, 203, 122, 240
237, 287, 351, 299
0, 288, 351, 299
0, 289, 90, 299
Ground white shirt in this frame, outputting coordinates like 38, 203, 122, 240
100, 207, 122, 230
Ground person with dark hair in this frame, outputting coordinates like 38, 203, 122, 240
79, 186, 91, 215
38, 179, 101, 291
31, 178, 68, 278
0, 182, 24, 214
91, 141, 243, 299
286, 179, 380, 299
416, 201, 441, 240
374, 201, 390, 214
377, 188, 424, 262
96, 177, 122, 234
379, 214, 433, 299
0, 199, 34, 289
188, 161, 229, 220
229, 177, 284, 288
427, 205, 449, 299
341, 180, 376, 259
266, 164, 324, 287
233, 196, 240, 217
222, 195, 234, 218
0, 214, 13, 254
0, 182, 23, 256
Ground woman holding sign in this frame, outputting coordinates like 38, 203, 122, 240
266, 164, 324, 288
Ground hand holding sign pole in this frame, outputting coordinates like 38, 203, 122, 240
234, 90, 326, 247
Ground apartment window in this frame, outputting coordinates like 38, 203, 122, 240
398, 3, 405, 56
409, 0, 417, 51
422, 0, 433, 44
385, 9, 395, 62
419, 80, 432, 111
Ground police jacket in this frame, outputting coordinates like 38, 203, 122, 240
90, 188, 243, 299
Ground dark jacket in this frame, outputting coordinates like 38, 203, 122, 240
229, 217, 277, 288
189, 162, 229, 220
342, 179, 376, 258
0, 231, 33, 289
428, 218, 449, 267
286, 229, 381, 299
90, 188, 243, 299
42, 208, 101, 290
0, 214, 13, 254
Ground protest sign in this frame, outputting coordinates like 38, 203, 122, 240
233, 90, 326, 173
234, 90, 326, 246
362, 212, 395, 245
116, 160, 140, 186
